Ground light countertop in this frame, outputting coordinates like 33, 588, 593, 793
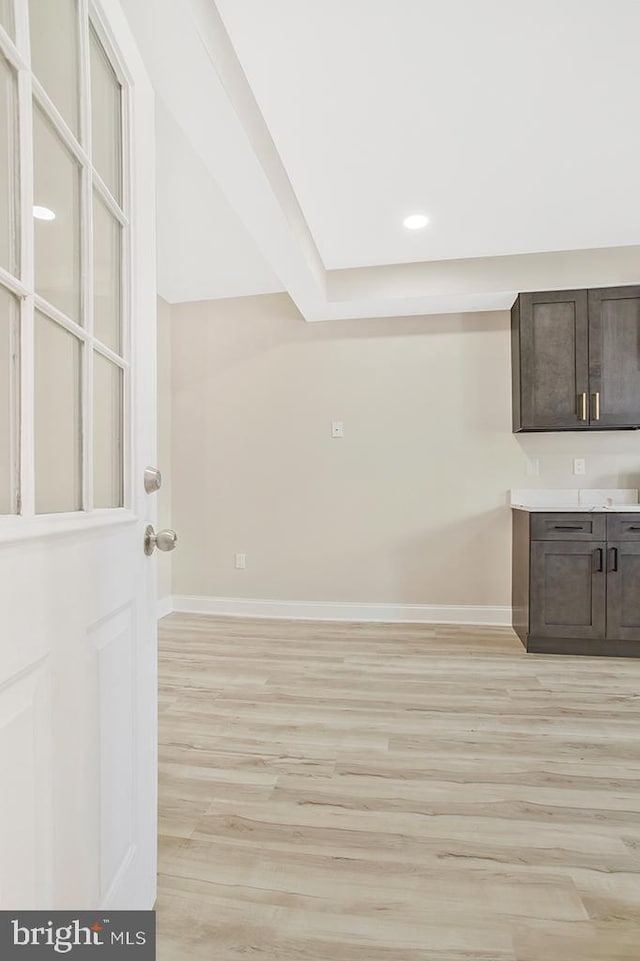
510, 488, 640, 512
511, 504, 640, 512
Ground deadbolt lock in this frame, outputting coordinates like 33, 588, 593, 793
144, 467, 162, 494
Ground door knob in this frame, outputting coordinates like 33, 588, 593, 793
144, 525, 178, 556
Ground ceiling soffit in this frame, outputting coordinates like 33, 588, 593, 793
123, 0, 640, 318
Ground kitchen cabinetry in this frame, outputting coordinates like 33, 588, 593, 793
512, 511, 640, 656
511, 285, 640, 432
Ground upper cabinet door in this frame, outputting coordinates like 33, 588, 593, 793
588, 286, 640, 428
516, 290, 589, 430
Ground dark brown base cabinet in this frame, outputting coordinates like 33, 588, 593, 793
512, 511, 640, 656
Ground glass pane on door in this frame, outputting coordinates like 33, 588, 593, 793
35, 311, 82, 513
33, 104, 81, 322
29, 0, 80, 136
0, 52, 19, 277
90, 29, 122, 204
0, 0, 15, 40
94, 352, 123, 508
0, 285, 19, 515
93, 191, 121, 353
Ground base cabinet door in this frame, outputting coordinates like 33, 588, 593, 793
606, 542, 640, 642
530, 541, 606, 639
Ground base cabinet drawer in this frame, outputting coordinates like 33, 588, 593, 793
606, 515, 640, 542
530, 513, 606, 541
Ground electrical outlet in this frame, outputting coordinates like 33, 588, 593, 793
526, 458, 540, 476
331, 421, 344, 438
573, 458, 586, 476
235, 553, 246, 570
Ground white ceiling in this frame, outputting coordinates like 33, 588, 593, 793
155, 103, 283, 304
216, 0, 640, 270
123, 0, 640, 318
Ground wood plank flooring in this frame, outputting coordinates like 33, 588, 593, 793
157, 614, 640, 960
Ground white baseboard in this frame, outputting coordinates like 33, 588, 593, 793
157, 596, 174, 620
171, 594, 511, 627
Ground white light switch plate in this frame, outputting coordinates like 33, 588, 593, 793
331, 421, 344, 438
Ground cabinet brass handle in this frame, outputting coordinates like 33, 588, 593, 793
579, 392, 587, 422
592, 391, 600, 421
594, 548, 604, 572
608, 547, 618, 572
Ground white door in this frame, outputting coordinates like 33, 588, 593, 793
0, 0, 158, 909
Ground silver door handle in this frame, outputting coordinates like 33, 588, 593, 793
144, 525, 178, 555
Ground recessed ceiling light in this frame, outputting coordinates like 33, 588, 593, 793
33, 205, 56, 221
403, 213, 430, 230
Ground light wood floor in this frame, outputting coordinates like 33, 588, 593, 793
156, 614, 640, 960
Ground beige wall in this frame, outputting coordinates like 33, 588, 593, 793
168, 292, 640, 608
157, 296, 173, 601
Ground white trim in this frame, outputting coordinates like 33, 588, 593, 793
93, 338, 128, 369
171, 594, 512, 627
0, 19, 26, 70
32, 78, 87, 168
0, 265, 28, 298
0, 509, 136, 545
16, 8, 34, 519
33, 295, 89, 342
8, 294, 19, 512
92, 171, 128, 226
80, 0, 94, 514
157, 596, 173, 620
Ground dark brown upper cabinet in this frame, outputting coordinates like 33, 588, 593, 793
512, 284, 640, 431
